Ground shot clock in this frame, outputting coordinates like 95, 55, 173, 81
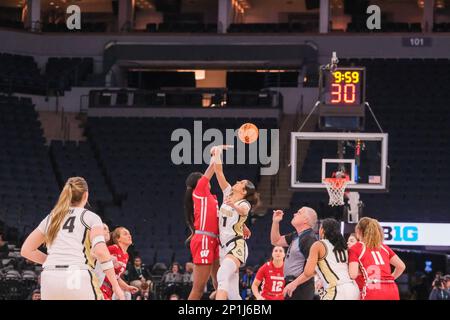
318, 66, 366, 131
324, 68, 365, 107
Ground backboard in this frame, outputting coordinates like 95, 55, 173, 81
290, 132, 389, 192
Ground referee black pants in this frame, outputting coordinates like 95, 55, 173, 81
285, 279, 315, 300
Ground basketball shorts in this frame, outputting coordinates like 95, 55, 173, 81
41, 268, 102, 300
362, 282, 400, 300
220, 238, 248, 265
190, 233, 219, 265
321, 281, 360, 300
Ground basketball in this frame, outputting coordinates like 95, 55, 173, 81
238, 123, 259, 144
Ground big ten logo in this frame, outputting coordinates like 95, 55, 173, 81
382, 226, 419, 242
66, 266, 82, 290
66, 5, 81, 30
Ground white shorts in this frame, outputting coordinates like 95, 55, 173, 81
41, 269, 103, 300
321, 281, 360, 300
220, 238, 248, 265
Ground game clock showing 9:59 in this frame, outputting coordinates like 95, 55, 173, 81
324, 68, 365, 106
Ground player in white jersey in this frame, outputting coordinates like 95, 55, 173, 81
283, 218, 360, 300
212, 146, 260, 300
20, 177, 124, 300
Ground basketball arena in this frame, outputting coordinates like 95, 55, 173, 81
0, 0, 449, 303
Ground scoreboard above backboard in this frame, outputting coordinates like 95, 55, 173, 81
319, 67, 366, 131
323, 67, 365, 107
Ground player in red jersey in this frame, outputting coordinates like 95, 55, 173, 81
184, 152, 220, 300
348, 217, 406, 300
347, 233, 364, 291
252, 246, 285, 300
100, 227, 138, 300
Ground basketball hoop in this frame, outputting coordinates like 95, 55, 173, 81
323, 177, 350, 206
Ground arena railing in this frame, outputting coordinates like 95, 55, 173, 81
87, 88, 282, 109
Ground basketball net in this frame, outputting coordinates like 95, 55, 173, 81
323, 177, 350, 206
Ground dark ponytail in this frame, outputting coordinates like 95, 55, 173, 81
321, 218, 347, 256
184, 172, 202, 244
244, 180, 260, 210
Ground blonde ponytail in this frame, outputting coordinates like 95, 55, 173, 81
356, 217, 383, 249
45, 177, 88, 246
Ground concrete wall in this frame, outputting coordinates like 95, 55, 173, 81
2, 30, 449, 61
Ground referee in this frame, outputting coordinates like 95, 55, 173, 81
270, 207, 318, 300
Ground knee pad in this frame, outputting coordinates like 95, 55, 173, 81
217, 258, 236, 293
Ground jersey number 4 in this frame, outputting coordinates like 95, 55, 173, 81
63, 216, 76, 233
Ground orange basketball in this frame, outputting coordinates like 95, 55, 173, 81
238, 123, 259, 144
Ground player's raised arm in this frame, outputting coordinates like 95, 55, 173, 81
271, 210, 288, 247
212, 145, 231, 191
203, 152, 216, 180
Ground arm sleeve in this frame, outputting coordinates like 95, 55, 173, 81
82, 211, 103, 230
255, 264, 266, 282
37, 215, 50, 234
284, 231, 297, 246
193, 176, 210, 197
348, 243, 361, 263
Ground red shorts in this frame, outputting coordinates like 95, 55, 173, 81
362, 282, 400, 300
262, 293, 284, 300
190, 233, 219, 265
100, 284, 113, 300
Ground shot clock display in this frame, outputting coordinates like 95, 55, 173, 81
318, 66, 366, 131
323, 68, 365, 107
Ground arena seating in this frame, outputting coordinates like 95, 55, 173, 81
46, 57, 94, 92
49, 141, 115, 212
0, 53, 47, 95
0, 95, 59, 240
290, 58, 450, 223
0, 53, 94, 95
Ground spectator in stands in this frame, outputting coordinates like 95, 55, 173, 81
169, 293, 180, 300
410, 274, 429, 300
135, 281, 151, 300
0, 231, 9, 258
126, 256, 152, 289
19, 259, 37, 272
183, 262, 194, 284
445, 275, 450, 293
429, 276, 450, 300
163, 262, 183, 284
240, 266, 255, 300
31, 289, 41, 300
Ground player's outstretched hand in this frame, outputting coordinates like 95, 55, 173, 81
272, 210, 284, 223
127, 285, 139, 294
283, 281, 297, 298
